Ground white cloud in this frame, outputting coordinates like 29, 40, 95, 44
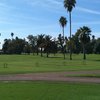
73, 21, 100, 25
46, 0, 62, 6
76, 6, 100, 15
25, 0, 63, 12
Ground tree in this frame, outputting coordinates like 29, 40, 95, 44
58, 34, 64, 53
2, 37, 26, 54
27, 35, 37, 55
94, 38, 100, 54
11, 32, 14, 39
2, 39, 11, 54
64, 0, 76, 60
59, 16, 67, 59
85, 35, 96, 54
23, 42, 31, 54
44, 35, 52, 58
79, 26, 91, 60
72, 29, 82, 54
37, 34, 45, 57
59, 16, 67, 40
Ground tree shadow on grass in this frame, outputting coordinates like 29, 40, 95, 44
43, 56, 63, 59
48, 56, 63, 59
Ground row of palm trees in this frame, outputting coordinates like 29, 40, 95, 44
59, 0, 92, 60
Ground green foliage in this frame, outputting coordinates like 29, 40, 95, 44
78, 26, 91, 59
71, 31, 81, 54
58, 34, 64, 53
2, 33, 100, 56
79, 26, 91, 44
27, 35, 37, 54
64, 0, 76, 12
59, 16, 67, 28
94, 38, 100, 54
2, 37, 26, 54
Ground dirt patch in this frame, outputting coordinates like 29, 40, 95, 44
0, 70, 100, 83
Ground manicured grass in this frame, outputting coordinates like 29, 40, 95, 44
0, 54, 99, 74
0, 81, 100, 100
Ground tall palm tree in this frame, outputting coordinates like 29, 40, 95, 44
64, 0, 76, 60
59, 16, 67, 59
79, 26, 91, 60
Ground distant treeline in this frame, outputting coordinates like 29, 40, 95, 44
2, 31, 100, 58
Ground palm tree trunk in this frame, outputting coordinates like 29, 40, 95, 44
63, 27, 64, 41
69, 12, 72, 60
47, 52, 49, 58
63, 27, 65, 59
83, 44, 86, 60
37, 46, 39, 55
41, 48, 43, 57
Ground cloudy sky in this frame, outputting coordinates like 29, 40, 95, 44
0, 0, 100, 48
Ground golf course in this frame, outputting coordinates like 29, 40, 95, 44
0, 54, 100, 100
0, 0, 100, 99
0, 54, 100, 74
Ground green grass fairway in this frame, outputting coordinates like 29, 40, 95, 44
0, 54, 100, 74
0, 82, 100, 100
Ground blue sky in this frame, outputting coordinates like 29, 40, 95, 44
0, 0, 100, 48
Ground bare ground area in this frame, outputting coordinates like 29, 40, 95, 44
0, 70, 100, 83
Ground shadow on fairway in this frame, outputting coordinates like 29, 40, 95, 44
43, 56, 62, 59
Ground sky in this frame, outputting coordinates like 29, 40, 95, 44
0, 0, 100, 48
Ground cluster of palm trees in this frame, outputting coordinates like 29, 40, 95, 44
59, 0, 92, 60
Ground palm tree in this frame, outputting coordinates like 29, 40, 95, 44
79, 26, 91, 60
37, 34, 45, 57
59, 16, 67, 40
27, 35, 37, 55
11, 32, 14, 39
59, 16, 67, 59
64, 0, 76, 60
44, 35, 52, 58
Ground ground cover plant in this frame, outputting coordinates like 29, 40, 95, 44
0, 81, 100, 100
0, 54, 99, 74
